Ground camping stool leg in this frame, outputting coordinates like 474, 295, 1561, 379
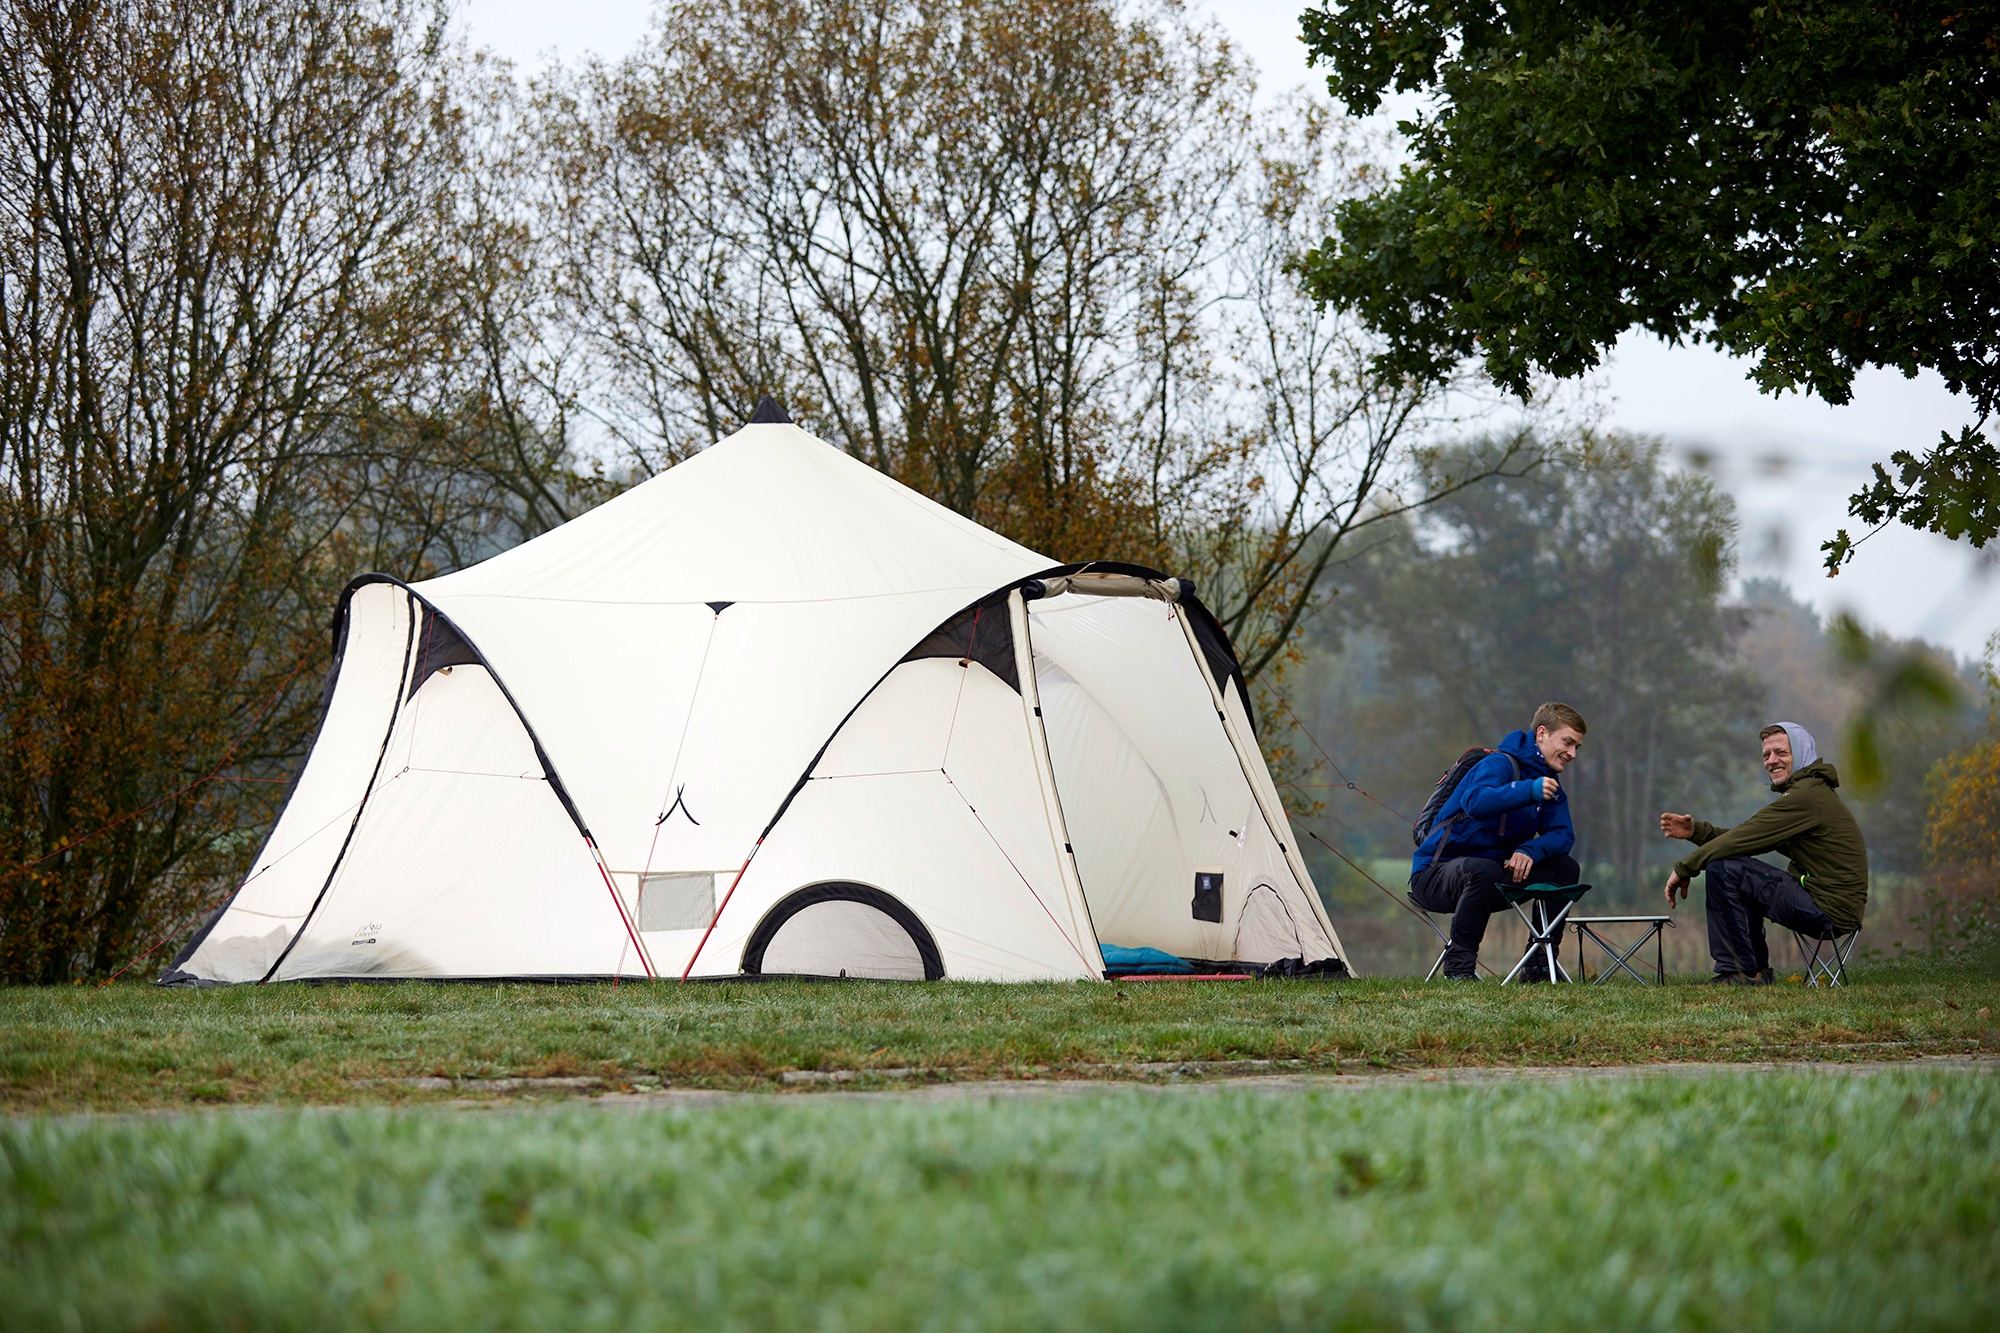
1795, 929, 1843, 988
1833, 929, 1860, 986
1413, 898, 1453, 982
1540, 899, 1573, 983
1657, 922, 1666, 985
1501, 899, 1537, 984
1504, 892, 1544, 976
1811, 929, 1859, 988
1540, 903, 1555, 983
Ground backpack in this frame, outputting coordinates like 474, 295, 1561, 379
1411, 747, 1521, 849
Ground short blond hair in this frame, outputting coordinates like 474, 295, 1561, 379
1533, 702, 1587, 737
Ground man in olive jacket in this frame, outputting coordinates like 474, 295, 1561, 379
1660, 723, 1868, 984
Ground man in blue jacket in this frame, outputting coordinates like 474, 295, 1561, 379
1409, 702, 1585, 980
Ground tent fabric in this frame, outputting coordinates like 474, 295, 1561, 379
166, 419, 1353, 985
1026, 594, 1341, 966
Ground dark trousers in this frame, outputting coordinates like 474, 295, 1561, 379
1411, 853, 1580, 978
1704, 856, 1836, 977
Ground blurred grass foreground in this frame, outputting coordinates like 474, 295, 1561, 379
5, 1066, 1996, 1330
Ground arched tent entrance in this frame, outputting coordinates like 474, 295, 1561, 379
164, 410, 1351, 985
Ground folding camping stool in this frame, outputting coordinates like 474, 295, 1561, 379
1568, 914, 1673, 985
1790, 925, 1861, 988
1497, 883, 1592, 985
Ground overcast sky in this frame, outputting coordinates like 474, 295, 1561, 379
453, 0, 1998, 660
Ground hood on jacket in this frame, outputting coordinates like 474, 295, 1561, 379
1772, 721, 1819, 779
1498, 728, 1555, 777
1777, 757, 1840, 793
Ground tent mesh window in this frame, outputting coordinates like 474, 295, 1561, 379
637, 873, 716, 932
742, 882, 945, 980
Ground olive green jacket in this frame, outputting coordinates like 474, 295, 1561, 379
1672, 760, 1869, 932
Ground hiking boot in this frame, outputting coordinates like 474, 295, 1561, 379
1751, 969, 1775, 985
1442, 971, 1479, 983
1710, 971, 1756, 985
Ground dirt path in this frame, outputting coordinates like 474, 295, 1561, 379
577, 1053, 2000, 1112
14, 1055, 1994, 1124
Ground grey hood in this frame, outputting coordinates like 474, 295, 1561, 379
1772, 721, 1818, 783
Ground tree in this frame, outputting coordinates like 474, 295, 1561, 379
1297, 0, 2000, 572
0, 0, 580, 981
1918, 640, 2000, 953
537, 0, 1538, 684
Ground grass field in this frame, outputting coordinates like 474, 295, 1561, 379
3, 954, 1995, 1112
5, 1068, 1996, 1329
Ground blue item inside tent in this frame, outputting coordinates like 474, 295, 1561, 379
1100, 944, 1198, 974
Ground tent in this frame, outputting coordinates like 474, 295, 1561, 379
164, 405, 1351, 984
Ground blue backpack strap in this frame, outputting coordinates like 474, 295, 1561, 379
1440, 751, 1525, 857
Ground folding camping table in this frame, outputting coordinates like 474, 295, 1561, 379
1569, 914, 1673, 985
1496, 882, 1592, 985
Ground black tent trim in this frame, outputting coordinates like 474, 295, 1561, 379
899, 594, 1018, 690
160, 606, 362, 985
740, 881, 945, 980
1017, 560, 1257, 734
407, 609, 484, 699
166, 573, 607, 987
752, 559, 1257, 909
341, 575, 598, 836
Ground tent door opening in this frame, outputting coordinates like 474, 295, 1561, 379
741, 882, 944, 980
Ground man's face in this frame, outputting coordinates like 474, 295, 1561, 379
1536, 725, 1583, 773
1763, 732, 1793, 785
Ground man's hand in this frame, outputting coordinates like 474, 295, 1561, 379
1660, 812, 1695, 839
1506, 850, 1534, 883
1539, 776, 1559, 801
1663, 869, 1688, 909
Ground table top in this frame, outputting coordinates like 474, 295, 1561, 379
1570, 915, 1673, 924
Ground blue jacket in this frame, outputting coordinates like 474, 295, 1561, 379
1411, 729, 1575, 877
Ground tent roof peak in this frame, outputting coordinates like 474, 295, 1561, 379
747, 395, 791, 425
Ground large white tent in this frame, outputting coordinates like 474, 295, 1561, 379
165, 406, 1350, 984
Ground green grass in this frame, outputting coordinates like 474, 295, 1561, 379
4, 1069, 1996, 1329
3, 954, 1995, 1112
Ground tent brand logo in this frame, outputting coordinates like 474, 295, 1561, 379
350, 923, 382, 946
1192, 870, 1223, 923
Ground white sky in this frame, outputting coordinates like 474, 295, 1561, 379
454, 0, 2000, 661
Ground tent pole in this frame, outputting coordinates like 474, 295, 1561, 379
587, 836, 655, 979
1009, 590, 1103, 975
681, 842, 759, 982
